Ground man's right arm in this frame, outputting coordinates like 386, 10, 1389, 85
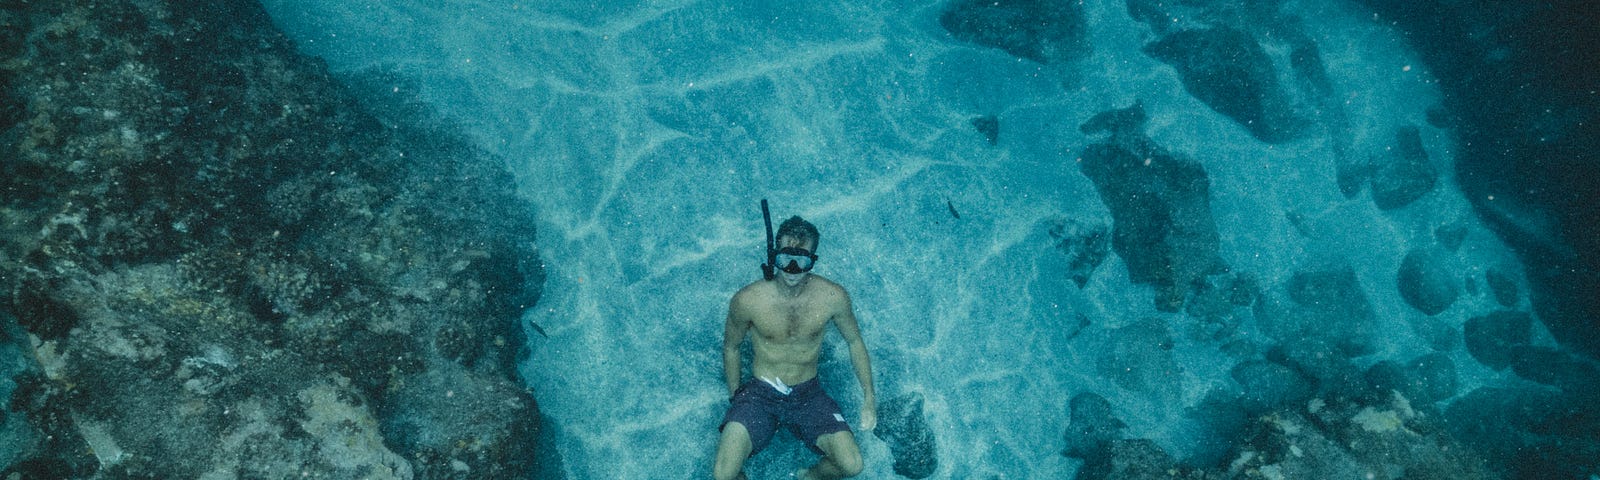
723, 292, 751, 398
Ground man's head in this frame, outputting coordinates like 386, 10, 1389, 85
773, 216, 819, 286
775, 216, 819, 251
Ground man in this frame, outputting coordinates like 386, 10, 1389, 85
713, 216, 876, 480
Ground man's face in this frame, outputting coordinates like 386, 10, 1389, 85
775, 236, 816, 287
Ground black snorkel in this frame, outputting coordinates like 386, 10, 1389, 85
760, 199, 776, 280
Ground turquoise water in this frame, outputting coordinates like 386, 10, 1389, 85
259, 1, 1569, 478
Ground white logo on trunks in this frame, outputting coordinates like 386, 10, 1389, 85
834, 413, 845, 422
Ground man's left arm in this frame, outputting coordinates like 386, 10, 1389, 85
834, 290, 876, 431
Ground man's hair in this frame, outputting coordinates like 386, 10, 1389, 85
776, 216, 820, 249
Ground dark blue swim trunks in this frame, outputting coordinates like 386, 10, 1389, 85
722, 377, 851, 455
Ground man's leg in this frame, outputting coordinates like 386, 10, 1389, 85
797, 431, 863, 480
713, 422, 753, 480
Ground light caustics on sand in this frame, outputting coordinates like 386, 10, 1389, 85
258, 1, 1530, 477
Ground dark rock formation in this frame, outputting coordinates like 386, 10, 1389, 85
1142, 28, 1306, 144
1397, 247, 1459, 316
1448, 386, 1600, 479
1463, 311, 1531, 371
970, 115, 999, 145
1484, 268, 1520, 307
1184, 391, 1251, 466
1231, 396, 1497, 479
1085, 390, 1496, 479
1256, 267, 1378, 360
1231, 360, 1314, 414
1074, 439, 1193, 480
873, 392, 938, 479
1062, 392, 1125, 460
939, 0, 1091, 65
1363, 352, 1457, 405
0, 0, 542, 476
1048, 219, 1110, 289
1508, 347, 1600, 396
1079, 102, 1148, 137
1435, 222, 1469, 251
1079, 103, 1225, 311
1371, 126, 1439, 210
1183, 272, 1257, 340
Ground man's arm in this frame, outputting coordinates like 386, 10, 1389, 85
723, 293, 752, 398
833, 290, 876, 431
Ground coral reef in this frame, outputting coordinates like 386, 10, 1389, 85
0, 0, 543, 477
1069, 392, 1497, 480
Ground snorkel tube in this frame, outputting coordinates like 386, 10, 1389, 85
760, 199, 776, 280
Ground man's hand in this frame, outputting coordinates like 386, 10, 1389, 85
860, 404, 877, 431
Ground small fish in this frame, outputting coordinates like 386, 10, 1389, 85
528, 320, 548, 338
946, 201, 960, 219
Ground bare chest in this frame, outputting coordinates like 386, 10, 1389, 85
752, 301, 829, 342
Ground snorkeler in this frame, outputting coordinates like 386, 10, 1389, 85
712, 207, 876, 480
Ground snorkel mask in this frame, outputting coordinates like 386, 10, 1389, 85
759, 199, 818, 279
773, 246, 817, 274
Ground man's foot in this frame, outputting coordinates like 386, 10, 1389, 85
795, 467, 816, 480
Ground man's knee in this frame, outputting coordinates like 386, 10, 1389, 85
714, 422, 751, 480
712, 449, 747, 480
832, 448, 863, 477
712, 462, 743, 480
820, 434, 863, 477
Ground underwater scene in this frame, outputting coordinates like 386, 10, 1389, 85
0, 0, 1596, 479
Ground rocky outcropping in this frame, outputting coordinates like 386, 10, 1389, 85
0, 0, 542, 477
939, 0, 1091, 65
1062, 392, 1125, 460
1462, 311, 1531, 371
1078, 103, 1225, 312
1255, 267, 1378, 366
873, 392, 938, 479
1397, 247, 1459, 316
1370, 126, 1439, 210
1142, 28, 1307, 144
1070, 393, 1497, 480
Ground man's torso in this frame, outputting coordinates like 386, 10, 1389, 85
741, 276, 841, 385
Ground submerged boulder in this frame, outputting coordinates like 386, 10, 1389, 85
1074, 439, 1184, 480
1143, 28, 1306, 143
1365, 352, 1458, 405
1062, 392, 1125, 460
1484, 268, 1521, 308
1230, 396, 1496, 480
940, 0, 1091, 65
1508, 347, 1600, 396
873, 392, 938, 479
1370, 126, 1438, 210
1463, 311, 1532, 371
1231, 360, 1314, 414
1447, 387, 1600, 478
1079, 103, 1225, 311
1397, 247, 1459, 316
1256, 267, 1378, 360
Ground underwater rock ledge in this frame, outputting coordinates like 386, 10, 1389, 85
0, 0, 544, 477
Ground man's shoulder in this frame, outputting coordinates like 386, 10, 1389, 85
808, 275, 849, 298
732, 279, 772, 301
